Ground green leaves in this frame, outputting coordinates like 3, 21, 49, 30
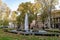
17, 2, 33, 25
3, 20, 9, 26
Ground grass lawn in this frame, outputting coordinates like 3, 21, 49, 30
0, 29, 60, 40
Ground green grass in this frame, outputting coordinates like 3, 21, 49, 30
0, 29, 60, 40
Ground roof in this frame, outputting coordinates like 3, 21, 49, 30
51, 10, 60, 18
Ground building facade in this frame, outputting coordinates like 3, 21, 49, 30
44, 10, 60, 29
51, 10, 60, 29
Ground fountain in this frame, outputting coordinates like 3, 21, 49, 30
24, 13, 29, 31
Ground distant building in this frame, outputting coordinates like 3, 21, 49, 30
44, 10, 60, 29
36, 10, 60, 29
51, 10, 60, 29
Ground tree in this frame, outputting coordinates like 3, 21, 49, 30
2, 7, 10, 27
17, 2, 42, 30
10, 11, 17, 28
32, 2, 41, 29
3, 19, 9, 26
35, 0, 58, 28
17, 2, 41, 30
17, 2, 33, 30
0, 20, 3, 26
40, 12, 48, 29
0, 0, 10, 27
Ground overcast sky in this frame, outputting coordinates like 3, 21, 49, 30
2, 0, 60, 11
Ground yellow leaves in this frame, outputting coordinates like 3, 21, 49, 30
18, 2, 41, 16
0, 0, 10, 20
19, 6, 24, 11
11, 11, 17, 21
34, 2, 41, 9
0, 0, 2, 5
31, 2, 41, 13
45, 0, 48, 1
12, 12, 16, 18
18, 2, 33, 14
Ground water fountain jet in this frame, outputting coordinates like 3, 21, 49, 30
24, 13, 29, 31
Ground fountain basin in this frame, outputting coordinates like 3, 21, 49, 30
9, 30, 59, 36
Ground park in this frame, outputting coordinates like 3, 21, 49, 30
0, 0, 60, 40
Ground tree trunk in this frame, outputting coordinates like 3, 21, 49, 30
17, 23, 20, 31
35, 13, 38, 31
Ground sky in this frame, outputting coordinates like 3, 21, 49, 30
2, 0, 34, 11
55, 0, 60, 10
2, 0, 60, 11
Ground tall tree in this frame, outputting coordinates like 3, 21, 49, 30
35, 0, 58, 28
17, 2, 41, 30
33, 2, 41, 29
10, 11, 17, 28
0, 0, 10, 26
17, 2, 33, 30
